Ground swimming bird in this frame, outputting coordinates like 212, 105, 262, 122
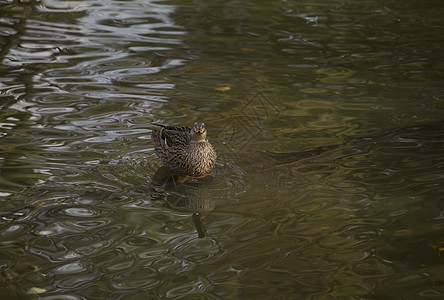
151, 122, 217, 179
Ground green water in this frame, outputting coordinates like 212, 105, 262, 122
1, 0, 443, 298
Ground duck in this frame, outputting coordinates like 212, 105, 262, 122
151, 122, 217, 178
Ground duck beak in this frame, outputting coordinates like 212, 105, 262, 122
195, 126, 205, 134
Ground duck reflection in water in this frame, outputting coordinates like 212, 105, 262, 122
152, 166, 215, 238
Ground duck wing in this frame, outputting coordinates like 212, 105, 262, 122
152, 123, 190, 132
151, 123, 191, 148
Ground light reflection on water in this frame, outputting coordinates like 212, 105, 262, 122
1, 0, 444, 298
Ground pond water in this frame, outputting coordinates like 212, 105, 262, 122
1, 0, 444, 298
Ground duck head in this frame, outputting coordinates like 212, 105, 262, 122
192, 122, 207, 141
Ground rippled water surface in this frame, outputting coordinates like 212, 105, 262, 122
1, 0, 444, 298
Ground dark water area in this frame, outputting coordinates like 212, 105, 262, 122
1, 0, 443, 298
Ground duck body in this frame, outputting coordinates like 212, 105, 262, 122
151, 122, 217, 177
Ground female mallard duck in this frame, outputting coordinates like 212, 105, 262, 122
151, 122, 217, 178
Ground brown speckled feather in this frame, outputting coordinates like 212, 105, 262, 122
151, 122, 217, 177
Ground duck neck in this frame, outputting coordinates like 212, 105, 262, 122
192, 133, 207, 143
